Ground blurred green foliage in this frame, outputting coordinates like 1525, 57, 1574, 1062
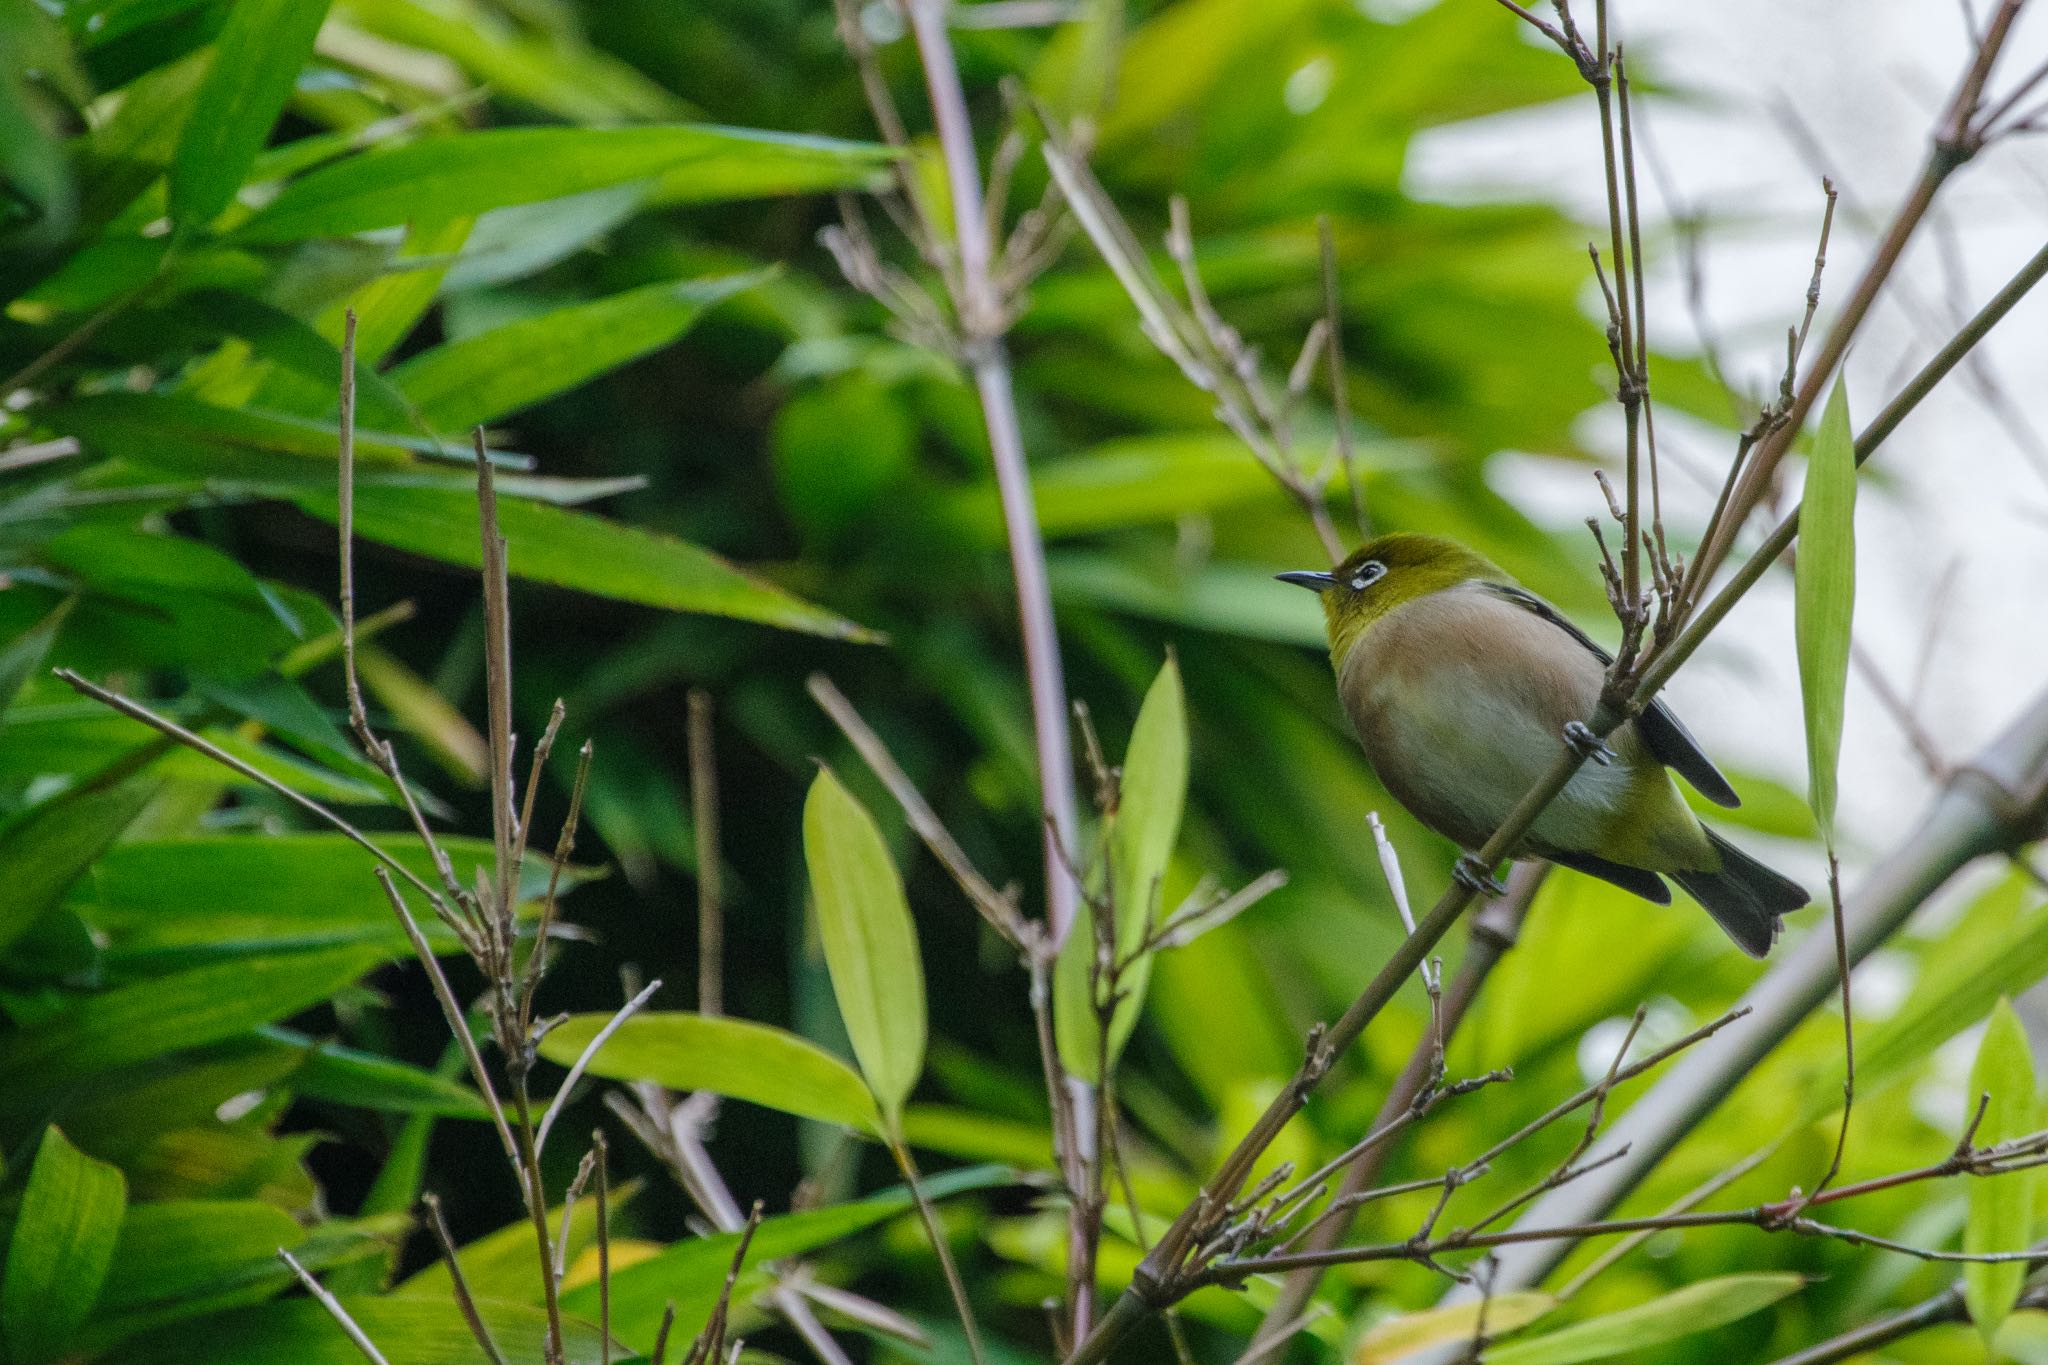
0, 0, 2040, 1362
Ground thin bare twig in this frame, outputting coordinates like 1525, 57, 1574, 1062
424, 1194, 510, 1365
535, 978, 662, 1157
279, 1250, 392, 1365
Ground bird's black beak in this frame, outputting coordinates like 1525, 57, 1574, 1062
1275, 570, 1338, 592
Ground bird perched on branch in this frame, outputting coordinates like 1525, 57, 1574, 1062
1279, 533, 1808, 956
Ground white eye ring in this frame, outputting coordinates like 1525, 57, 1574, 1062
1349, 561, 1387, 591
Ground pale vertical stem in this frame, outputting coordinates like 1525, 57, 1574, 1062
903, 0, 1082, 950
688, 690, 724, 1017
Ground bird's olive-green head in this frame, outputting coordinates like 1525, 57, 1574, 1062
1278, 533, 1511, 667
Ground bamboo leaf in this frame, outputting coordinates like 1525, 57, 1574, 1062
294, 484, 878, 642
237, 125, 890, 242
562, 1166, 1011, 1348
1486, 1274, 1805, 1365
167, 0, 333, 228
0, 745, 162, 955
99, 1295, 607, 1365
0, 945, 386, 1107
1351, 1293, 1556, 1363
537, 1011, 882, 1134
386, 273, 760, 429
804, 767, 927, 1126
1794, 377, 1857, 841
0, 597, 71, 722
1964, 997, 2037, 1342
1055, 656, 1188, 1082
0, 1127, 129, 1365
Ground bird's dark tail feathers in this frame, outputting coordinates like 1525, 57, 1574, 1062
1672, 832, 1810, 958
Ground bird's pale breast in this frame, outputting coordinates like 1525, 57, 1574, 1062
1337, 584, 1708, 869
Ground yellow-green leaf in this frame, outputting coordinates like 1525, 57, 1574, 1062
804, 767, 927, 1126
1794, 377, 1856, 842
0, 1127, 128, 1365
1486, 1274, 1805, 1365
1965, 997, 2037, 1342
1055, 656, 1187, 1082
1352, 1293, 1556, 1363
537, 1011, 881, 1134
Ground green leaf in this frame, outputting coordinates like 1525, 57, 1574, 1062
398, 1183, 633, 1307
167, 0, 333, 228
0, 597, 71, 722
1486, 1274, 1806, 1365
237, 125, 889, 242
293, 484, 877, 641
537, 1011, 881, 1134
0, 945, 385, 1106
388, 274, 759, 429
68, 834, 578, 967
803, 767, 928, 1126
100, 1295, 608, 1365
1352, 1293, 1556, 1363
1965, 997, 2037, 1342
563, 1166, 1010, 1349
0, 1127, 129, 1365
1793, 377, 1856, 841
0, 745, 163, 955
97, 1199, 305, 1313
1056, 657, 1188, 1082
264, 1028, 491, 1119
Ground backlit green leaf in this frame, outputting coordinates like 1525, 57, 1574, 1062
237, 125, 888, 242
102, 1295, 607, 1365
293, 484, 877, 641
0, 1127, 128, 1365
0, 945, 385, 1107
1352, 1293, 1556, 1363
804, 766, 927, 1126
1965, 997, 2037, 1342
1486, 1273, 1805, 1365
1056, 656, 1187, 1081
167, 0, 333, 227
387, 273, 759, 429
565, 1166, 1010, 1348
537, 1011, 881, 1134
0, 744, 163, 955
1794, 377, 1856, 842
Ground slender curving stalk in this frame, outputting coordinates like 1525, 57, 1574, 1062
902, 0, 1083, 951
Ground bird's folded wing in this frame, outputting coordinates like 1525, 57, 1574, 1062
1474, 581, 1742, 808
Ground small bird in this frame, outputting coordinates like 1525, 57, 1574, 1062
1279, 533, 1808, 956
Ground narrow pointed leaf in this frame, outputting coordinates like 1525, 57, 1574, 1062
0, 597, 71, 721
0, 945, 385, 1102
1965, 997, 2037, 1342
167, 0, 333, 227
236, 125, 889, 242
1486, 1274, 1805, 1365
537, 1011, 881, 1134
563, 1166, 1010, 1347
1793, 377, 1856, 841
0, 1127, 129, 1365
1352, 1293, 1556, 1363
0, 745, 162, 954
1056, 656, 1188, 1081
293, 484, 877, 641
387, 273, 760, 429
804, 767, 927, 1125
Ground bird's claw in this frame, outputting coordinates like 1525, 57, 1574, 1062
1562, 720, 1616, 766
1454, 855, 1508, 899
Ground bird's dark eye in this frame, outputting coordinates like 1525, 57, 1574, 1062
1350, 561, 1387, 591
